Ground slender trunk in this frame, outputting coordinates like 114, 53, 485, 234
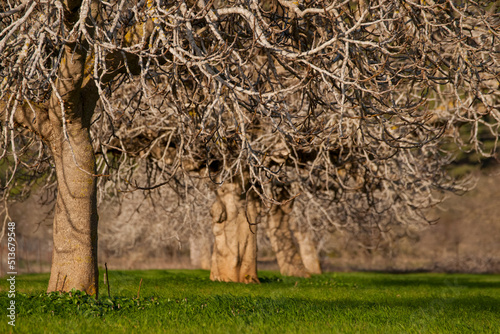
291, 220, 322, 274
189, 233, 212, 270
266, 201, 309, 277
210, 182, 259, 283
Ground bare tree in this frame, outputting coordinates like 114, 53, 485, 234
1, 0, 499, 293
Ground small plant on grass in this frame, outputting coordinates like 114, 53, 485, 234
18, 289, 161, 318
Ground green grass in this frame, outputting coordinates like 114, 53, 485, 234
1, 270, 499, 333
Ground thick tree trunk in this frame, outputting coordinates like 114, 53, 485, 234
11, 0, 141, 296
266, 201, 309, 277
291, 221, 322, 275
47, 127, 99, 295
210, 182, 259, 283
189, 233, 212, 270
45, 38, 100, 295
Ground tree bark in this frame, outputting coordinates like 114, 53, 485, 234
46, 39, 100, 295
210, 181, 259, 283
266, 201, 310, 277
47, 124, 99, 295
291, 220, 322, 275
189, 233, 212, 270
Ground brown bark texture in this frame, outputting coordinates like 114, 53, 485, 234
266, 201, 310, 277
45, 40, 100, 295
189, 234, 212, 270
210, 181, 260, 283
47, 130, 99, 295
291, 221, 322, 275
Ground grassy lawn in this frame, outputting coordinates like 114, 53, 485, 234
1, 269, 499, 333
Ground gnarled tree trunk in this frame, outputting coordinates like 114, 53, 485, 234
46, 35, 100, 295
266, 200, 309, 277
291, 220, 322, 275
40, 0, 151, 295
210, 181, 259, 283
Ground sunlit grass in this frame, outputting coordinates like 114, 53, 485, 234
1, 270, 499, 333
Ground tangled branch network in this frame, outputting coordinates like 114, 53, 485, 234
1, 0, 499, 234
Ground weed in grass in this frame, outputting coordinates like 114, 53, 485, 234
16, 289, 161, 318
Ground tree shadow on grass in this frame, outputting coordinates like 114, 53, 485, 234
259, 271, 500, 289
343, 274, 500, 289
187, 293, 500, 328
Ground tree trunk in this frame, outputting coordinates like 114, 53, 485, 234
189, 233, 212, 270
291, 220, 322, 274
210, 182, 259, 283
46, 39, 100, 295
266, 201, 310, 277
47, 127, 99, 295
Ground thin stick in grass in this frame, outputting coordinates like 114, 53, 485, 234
137, 278, 143, 299
105, 262, 111, 298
